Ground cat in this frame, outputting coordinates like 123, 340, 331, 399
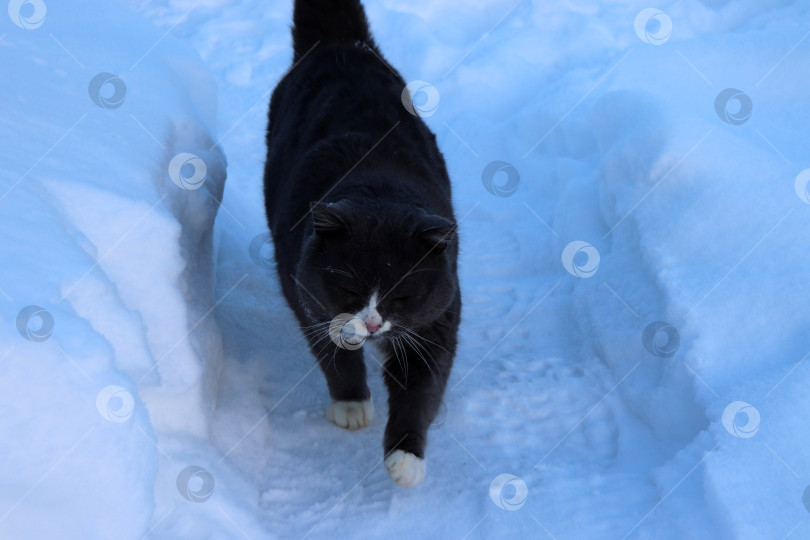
263, 0, 460, 488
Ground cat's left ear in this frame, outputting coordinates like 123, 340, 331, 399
418, 214, 457, 248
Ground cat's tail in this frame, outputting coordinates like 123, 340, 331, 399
292, 0, 375, 60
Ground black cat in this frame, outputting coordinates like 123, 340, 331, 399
263, 0, 460, 488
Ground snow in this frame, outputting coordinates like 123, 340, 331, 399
2, 0, 809, 538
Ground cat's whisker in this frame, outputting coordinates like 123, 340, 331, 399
398, 324, 451, 355
396, 330, 439, 385
397, 337, 410, 382
273, 321, 332, 353
301, 326, 331, 339
388, 337, 399, 367
302, 331, 330, 347
315, 266, 354, 278
299, 321, 333, 331
399, 339, 410, 383
308, 327, 337, 356
300, 321, 334, 337
396, 326, 441, 359
400, 330, 442, 385
344, 262, 361, 280
389, 337, 407, 385
328, 345, 340, 376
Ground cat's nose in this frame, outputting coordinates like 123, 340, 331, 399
364, 320, 381, 333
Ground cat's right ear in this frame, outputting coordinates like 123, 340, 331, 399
310, 201, 348, 233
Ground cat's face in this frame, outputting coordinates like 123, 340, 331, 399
295, 201, 458, 340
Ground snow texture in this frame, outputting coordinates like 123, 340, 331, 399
2, 0, 810, 538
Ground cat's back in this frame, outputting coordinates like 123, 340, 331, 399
267, 42, 407, 167
263, 0, 452, 231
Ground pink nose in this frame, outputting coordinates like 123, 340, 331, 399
365, 321, 380, 333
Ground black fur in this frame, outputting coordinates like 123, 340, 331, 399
263, 0, 460, 465
292, 0, 376, 60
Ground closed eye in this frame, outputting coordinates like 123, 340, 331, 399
340, 287, 360, 297
391, 296, 410, 307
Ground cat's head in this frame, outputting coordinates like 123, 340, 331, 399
295, 200, 458, 342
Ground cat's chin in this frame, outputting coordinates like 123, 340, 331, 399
384, 450, 426, 488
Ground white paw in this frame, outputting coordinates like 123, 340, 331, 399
384, 450, 425, 488
326, 399, 374, 430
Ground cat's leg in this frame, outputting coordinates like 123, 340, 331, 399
381, 328, 455, 488
309, 338, 374, 430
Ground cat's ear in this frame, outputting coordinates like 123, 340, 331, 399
310, 201, 349, 233
418, 214, 457, 247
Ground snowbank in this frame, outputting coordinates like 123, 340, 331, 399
586, 2, 810, 536
0, 1, 244, 537
541, 1, 810, 537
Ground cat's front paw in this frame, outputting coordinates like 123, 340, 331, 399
326, 399, 375, 430
384, 450, 425, 488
